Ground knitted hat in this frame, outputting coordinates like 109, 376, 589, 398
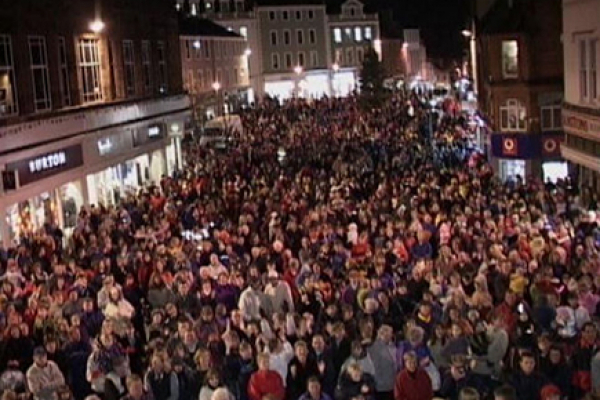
540, 384, 560, 400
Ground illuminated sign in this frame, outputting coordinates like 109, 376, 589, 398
28, 151, 67, 173
148, 126, 161, 137
97, 138, 113, 155
6, 144, 83, 186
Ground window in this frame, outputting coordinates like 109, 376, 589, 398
308, 10, 314, 19
190, 2, 197, 15
0, 35, 17, 117
204, 40, 210, 58
269, 11, 276, 20
364, 27, 372, 40
77, 38, 103, 103
296, 10, 302, 20
357, 47, 364, 63
284, 30, 291, 45
345, 28, 352, 40
580, 40, 588, 99
309, 29, 316, 45
157, 41, 167, 92
185, 40, 191, 59
234, 67, 238, 84
346, 48, 354, 65
57, 37, 71, 107
141, 41, 152, 92
541, 105, 562, 131
271, 53, 280, 69
28, 36, 52, 112
297, 30, 304, 45
282, 11, 289, 20
501, 40, 519, 78
334, 28, 342, 44
500, 99, 527, 131
198, 69, 204, 89
298, 52, 305, 67
310, 51, 318, 67
285, 52, 293, 68
270, 31, 278, 46
122, 40, 135, 96
187, 70, 194, 91
335, 49, 343, 65
349, 7, 356, 16
240, 26, 248, 38
354, 27, 362, 42
590, 39, 598, 99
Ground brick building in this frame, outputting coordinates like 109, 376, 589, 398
476, 0, 564, 182
0, 0, 190, 244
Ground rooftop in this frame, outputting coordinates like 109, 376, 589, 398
179, 16, 243, 37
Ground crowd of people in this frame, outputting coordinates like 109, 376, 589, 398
0, 93, 599, 400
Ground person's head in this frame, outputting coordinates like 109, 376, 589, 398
494, 385, 517, 400
295, 340, 309, 361
57, 386, 72, 400
195, 348, 212, 370
211, 388, 232, 400
113, 356, 128, 377
307, 376, 322, 399
378, 324, 393, 344
450, 355, 467, 380
459, 387, 480, 400
548, 346, 563, 365
126, 375, 144, 399
347, 362, 362, 382
312, 334, 326, 354
151, 355, 164, 373
257, 353, 270, 371
239, 341, 253, 360
205, 368, 221, 388
582, 322, 597, 343
33, 347, 47, 367
540, 384, 561, 400
403, 351, 418, 373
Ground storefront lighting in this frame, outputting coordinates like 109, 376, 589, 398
89, 19, 105, 33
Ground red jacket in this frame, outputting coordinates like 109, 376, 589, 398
247, 370, 285, 400
394, 369, 433, 400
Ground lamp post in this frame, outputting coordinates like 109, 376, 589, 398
331, 63, 339, 97
462, 22, 478, 97
212, 81, 221, 117
89, 19, 105, 33
294, 65, 303, 98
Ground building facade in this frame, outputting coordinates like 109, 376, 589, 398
477, 0, 565, 182
561, 0, 600, 189
180, 0, 380, 100
0, 0, 189, 245
179, 17, 250, 120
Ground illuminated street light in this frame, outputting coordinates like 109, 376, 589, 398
212, 81, 221, 91
294, 65, 303, 75
402, 42, 409, 49
332, 63, 339, 72
244, 48, 252, 56
193, 40, 201, 49
462, 29, 473, 38
89, 19, 105, 33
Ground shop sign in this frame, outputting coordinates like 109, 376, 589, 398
6, 144, 83, 186
563, 113, 600, 136
133, 123, 166, 147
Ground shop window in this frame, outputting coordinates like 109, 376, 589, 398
157, 41, 168, 93
77, 38, 103, 103
141, 41, 152, 93
57, 37, 71, 107
0, 35, 17, 117
540, 105, 562, 131
500, 99, 526, 132
29, 36, 52, 112
333, 28, 342, 44
122, 40, 136, 96
501, 39, 518, 79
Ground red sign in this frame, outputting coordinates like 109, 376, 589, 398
542, 136, 562, 157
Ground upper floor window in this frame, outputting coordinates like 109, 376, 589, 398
298, 51, 305, 67
297, 30, 304, 45
185, 39, 191, 59
0, 35, 17, 117
308, 10, 314, 19
240, 26, 248, 39
141, 41, 152, 92
500, 99, 527, 131
284, 30, 291, 46
190, 2, 197, 15
364, 27, 372, 40
344, 28, 352, 40
29, 36, 52, 112
269, 11, 276, 20
296, 10, 302, 20
77, 38, 103, 103
502, 40, 519, 79
580, 38, 598, 101
270, 31, 278, 46
310, 51, 318, 67
540, 105, 562, 131
157, 41, 168, 92
354, 27, 362, 42
285, 52, 293, 68
309, 29, 316, 45
282, 11, 289, 20
334, 28, 342, 44
122, 40, 136, 96
271, 53, 280, 70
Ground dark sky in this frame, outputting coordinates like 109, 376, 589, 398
371, 0, 470, 60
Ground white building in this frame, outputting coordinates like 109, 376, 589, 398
561, 0, 600, 189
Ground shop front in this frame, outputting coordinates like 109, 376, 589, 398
561, 104, 600, 189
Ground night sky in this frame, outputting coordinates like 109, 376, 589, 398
369, 0, 469, 60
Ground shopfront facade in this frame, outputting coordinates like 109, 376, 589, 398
0, 96, 189, 246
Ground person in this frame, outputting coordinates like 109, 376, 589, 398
26, 347, 66, 400
493, 386, 517, 400
509, 351, 548, 400
247, 353, 285, 400
458, 387, 480, 400
122, 375, 152, 400
393, 351, 432, 400
103, 357, 128, 400
295, 377, 330, 400
368, 325, 397, 400
199, 369, 224, 400
144, 355, 179, 400
335, 362, 376, 400
287, 341, 319, 400
439, 356, 483, 400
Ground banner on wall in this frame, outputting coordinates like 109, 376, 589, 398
491, 132, 564, 160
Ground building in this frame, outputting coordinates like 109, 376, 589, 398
476, 0, 565, 182
179, 17, 250, 120
179, 0, 380, 100
0, 0, 189, 245
561, 0, 600, 189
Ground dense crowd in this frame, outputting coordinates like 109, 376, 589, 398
0, 93, 599, 400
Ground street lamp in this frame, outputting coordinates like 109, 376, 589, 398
294, 65, 303, 75
212, 81, 222, 116
244, 48, 252, 56
212, 81, 221, 92
331, 63, 340, 97
89, 19, 105, 33
332, 63, 339, 72
461, 29, 473, 38
293, 66, 303, 97
193, 40, 201, 49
